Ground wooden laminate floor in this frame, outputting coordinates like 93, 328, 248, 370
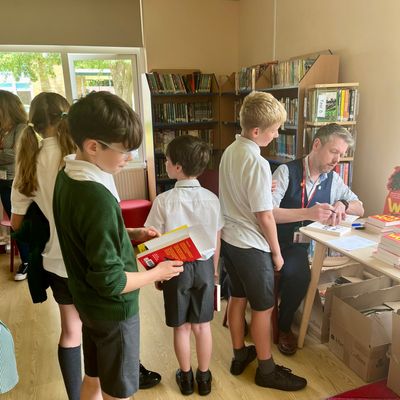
0, 254, 364, 399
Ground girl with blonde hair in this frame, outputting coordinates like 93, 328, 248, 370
11, 92, 83, 400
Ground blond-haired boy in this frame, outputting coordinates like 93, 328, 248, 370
219, 91, 307, 391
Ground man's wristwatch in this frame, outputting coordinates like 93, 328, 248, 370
338, 199, 349, 211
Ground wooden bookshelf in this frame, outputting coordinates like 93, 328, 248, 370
219, 53, 340, 170
304, 82, 360, 187
146, 69, 220, 194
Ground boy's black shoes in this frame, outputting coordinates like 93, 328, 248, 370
255, 365, 307, 391
176, 368, 194, 395
196, 369, 212, 396
139, 363, 161, 389
230, 345, 257, 375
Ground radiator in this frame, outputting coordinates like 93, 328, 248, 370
113, 167, 148, 200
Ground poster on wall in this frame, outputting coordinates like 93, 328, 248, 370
384, 166, 400, 216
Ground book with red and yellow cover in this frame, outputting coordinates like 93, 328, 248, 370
373, 246, 400, 268
381, 232, 400, 251
367, 214, 400, 228
137, 225, 214, 270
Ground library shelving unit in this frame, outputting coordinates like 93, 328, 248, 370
219, 53, 340, 172
145, 69, 220, 194
305, 82, 360, 187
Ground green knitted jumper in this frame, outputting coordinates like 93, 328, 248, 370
53, 169, 139, 320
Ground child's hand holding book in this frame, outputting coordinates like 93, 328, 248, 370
152, 260, 184, 282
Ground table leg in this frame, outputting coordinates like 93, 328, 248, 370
297, 242, 327, 348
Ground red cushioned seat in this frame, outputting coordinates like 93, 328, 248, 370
119, 200, 152, 245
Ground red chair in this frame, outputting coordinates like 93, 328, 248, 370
198, 169, 219, 196
119, 199, 152, 245
0, 212, 18, 273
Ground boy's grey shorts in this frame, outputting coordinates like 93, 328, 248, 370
79, 312, 140, 398
162, 258, 214, 327
46, 271, 73, 305
221, 240, 275, 311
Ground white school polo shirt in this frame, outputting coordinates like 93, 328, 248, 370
12, 137, 68, 277
11, 148, 120, 278
144, 179, 223, 260
219, 134, 273, 252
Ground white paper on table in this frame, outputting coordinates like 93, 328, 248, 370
327, 235, 377, 251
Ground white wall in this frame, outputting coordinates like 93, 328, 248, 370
274, 0, 400, 215
0, 0, 143, 47
238, 0, 275, 67
142, 0, 240, 78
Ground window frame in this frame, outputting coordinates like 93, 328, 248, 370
0, 45, 148, 167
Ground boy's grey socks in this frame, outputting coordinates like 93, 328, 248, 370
233, 346, 275, 375
233, 345, 250, 362
258, 357, 275, 375
58, 345, 82, 400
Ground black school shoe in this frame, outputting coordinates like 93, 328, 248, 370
255, 365, 307, 391
196, 369, 212, 396
230, 345, 257, 375
139, 363, 161, 389
176, 368, 194, 395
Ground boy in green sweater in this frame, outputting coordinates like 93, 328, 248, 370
53, 91, 184, 400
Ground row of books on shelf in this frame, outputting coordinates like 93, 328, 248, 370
307, 87, 359, 123
232, 97, 298, 127
152, 102, 213, 125
268, 134, 296, 160
280, 97, 298, 126
154, 129, 214, 154
303, 127, 355, 157
333, 162, 352, 187
229, 57, 316, 92
272, 57, 316, 87
146, 72, 214, 94
234, 62, 274, 92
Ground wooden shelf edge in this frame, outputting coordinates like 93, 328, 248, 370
308, 82, 359, 89
305, 121, 357, 126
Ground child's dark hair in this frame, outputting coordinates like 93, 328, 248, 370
166, 135, 210, 177
68, 91, 143, 150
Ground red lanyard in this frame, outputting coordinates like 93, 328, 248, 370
301, 158, 318, 209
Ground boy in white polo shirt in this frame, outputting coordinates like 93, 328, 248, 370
145, 135, 223, 396
219, 91, 307, 391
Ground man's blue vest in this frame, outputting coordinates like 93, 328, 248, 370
277, 158, 333, 245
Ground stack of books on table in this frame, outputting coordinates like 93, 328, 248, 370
373, 232, 400, 269
365, 214, 400, 235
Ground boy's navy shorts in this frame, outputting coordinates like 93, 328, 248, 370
46, 271, 73, 305
221, 240, 274, 311
79, 312, 140, 398
162, 258, 214, 327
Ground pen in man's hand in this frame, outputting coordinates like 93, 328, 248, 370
316, 201, 336, 213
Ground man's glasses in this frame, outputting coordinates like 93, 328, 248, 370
97, 140, 132, 159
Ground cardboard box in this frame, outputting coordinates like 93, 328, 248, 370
299, 264, 391, 343
329, 286, 400, 381
329, 318, 389, 382
387, 356, 400, 396
387, 310, 400, 395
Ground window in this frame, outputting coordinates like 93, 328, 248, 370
0, 46, 147, 165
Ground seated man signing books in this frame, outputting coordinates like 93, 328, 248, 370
272, 123, 364, 355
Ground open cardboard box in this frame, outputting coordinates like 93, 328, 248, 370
329, 285, 400, 381
296, 263, 391, 343
387, 310, 400, 395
